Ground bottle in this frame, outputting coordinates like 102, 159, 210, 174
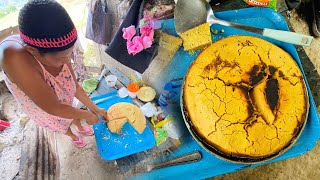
158, 78, 182, 107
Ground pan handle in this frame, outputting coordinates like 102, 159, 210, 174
150, 151, 202, 170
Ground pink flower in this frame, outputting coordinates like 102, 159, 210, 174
126, 36, 144, 55
142, 35, 153, 49
140, 25, 154, 38
122, 25, 136, 41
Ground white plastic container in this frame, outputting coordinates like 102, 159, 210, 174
128, 91, 137, 98
105, 75, 117, 87
117, 87, 129, 98
140, 102, 157, 117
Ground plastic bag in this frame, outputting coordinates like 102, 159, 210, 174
82, 78, 98, 93
155, 128, 169, 146
85, 0, 112, 44
243, 0, 277, 10
117, 0, 132, 25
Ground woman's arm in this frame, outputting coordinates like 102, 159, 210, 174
67, 62, 108, 121
1, 46, 99, 124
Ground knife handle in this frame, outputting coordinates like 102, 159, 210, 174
263, 28, 313, 46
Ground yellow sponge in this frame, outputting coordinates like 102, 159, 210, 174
180, 23, 212, 51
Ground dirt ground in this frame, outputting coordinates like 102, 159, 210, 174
0, 92, 28, 180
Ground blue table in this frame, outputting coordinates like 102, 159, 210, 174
132, 7, 320, 180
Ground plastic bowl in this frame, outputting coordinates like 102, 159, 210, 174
105, 75, 117, 87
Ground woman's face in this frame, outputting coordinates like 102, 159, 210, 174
40, 46, 74, 68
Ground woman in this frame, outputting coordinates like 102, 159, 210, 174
0, 0, 107, 148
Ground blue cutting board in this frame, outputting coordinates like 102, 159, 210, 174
132, 7, 320, 179
92, 91, 156, 160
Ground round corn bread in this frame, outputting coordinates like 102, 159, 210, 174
183, 36, 308, 159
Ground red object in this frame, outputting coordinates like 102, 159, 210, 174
0, 120, 10, 131
157, 115, 166, 122
20, 28, 77, 48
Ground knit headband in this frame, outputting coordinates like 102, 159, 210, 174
19, 28, 77, 49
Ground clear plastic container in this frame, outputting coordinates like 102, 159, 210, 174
105, 75, 117, 87
117, 87, 129, 98
127, 83, 140, 98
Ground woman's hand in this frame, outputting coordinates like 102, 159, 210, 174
85, 112, 100, 125
93, 108, 108, 122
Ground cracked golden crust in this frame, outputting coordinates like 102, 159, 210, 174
183, 36, 308, 158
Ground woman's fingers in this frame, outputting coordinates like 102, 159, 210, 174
100, 109, 108, 121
